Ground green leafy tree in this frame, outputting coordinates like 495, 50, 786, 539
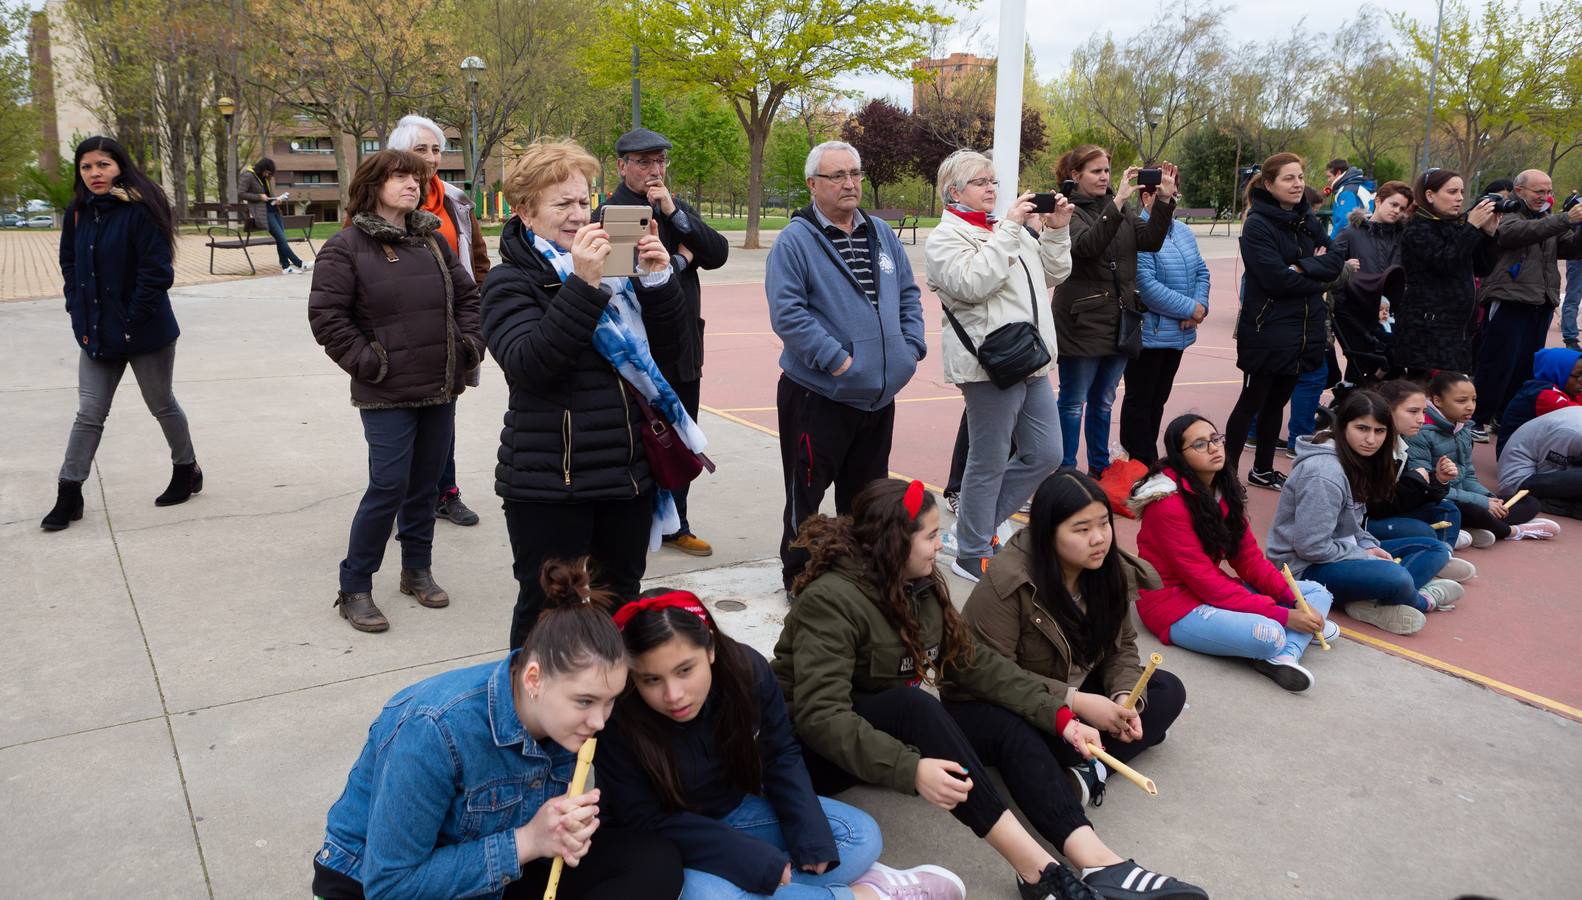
0, 4, 36, 203
1176, 124, 1238, 213
615, 0, 950, 247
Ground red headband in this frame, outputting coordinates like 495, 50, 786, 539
903, 479, 926, 520
612, 591, 710, 631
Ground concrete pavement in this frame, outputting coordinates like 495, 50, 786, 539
2, 246, 1576, 900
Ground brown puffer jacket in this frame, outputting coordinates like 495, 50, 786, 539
1052, 191, 1174, 358
307, 211, 483, 409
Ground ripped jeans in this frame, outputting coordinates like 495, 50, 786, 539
1166, 580, 1334, 663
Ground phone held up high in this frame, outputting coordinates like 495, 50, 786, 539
595, 205, 649, 277
1030, 192, 1058, 214
1060, 179, 1078, 198
1138, 168, 1162, 193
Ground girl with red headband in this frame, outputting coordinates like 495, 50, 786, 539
597, 587, 964, 899
772, 479, 1201, 900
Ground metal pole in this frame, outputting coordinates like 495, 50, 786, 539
990, 0, 1027, 216
225, 115, 238, 206
631, 45, 641, 129
1421, 0, 1445, 171
468, 82, 481, 210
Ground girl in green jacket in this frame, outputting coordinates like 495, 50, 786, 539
772, 478, 1205, 900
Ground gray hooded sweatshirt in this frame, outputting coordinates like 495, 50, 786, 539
1496, 405, 1582, 495
1265, 436, 1382, 576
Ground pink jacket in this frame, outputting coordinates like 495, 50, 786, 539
1130, 469, 1296, 643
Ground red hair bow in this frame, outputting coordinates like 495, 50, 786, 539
612, 590, 710, 631
903, 479, 926, 520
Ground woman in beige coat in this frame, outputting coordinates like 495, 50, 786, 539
925, 150, 1073, 582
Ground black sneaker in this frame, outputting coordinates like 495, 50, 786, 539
1020, 862, 1100, 900
1066, 759, 1107, 808
943, 491, 960, 514
1567, 339, 1581, 352
950, 556, 990, 583
1081, 860, 1208, 899
1244, 434, 1258, 451
1251, 656, 1314, 692
1247, 468, 1286, 490
436, 490, 480, 526
1280, 440, 1298, 460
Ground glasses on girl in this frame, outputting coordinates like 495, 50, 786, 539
1183, 433, 1227, 453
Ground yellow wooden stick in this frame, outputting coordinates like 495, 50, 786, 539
1122, 653, 1162, 710
543, 738, 598, 900
1281, 564, 1329, 650
1506, 489, 1529, 506
1087, 743, 1158, 795
1429, 520, 1453, 530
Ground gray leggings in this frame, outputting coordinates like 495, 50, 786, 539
60, 342, 195, 482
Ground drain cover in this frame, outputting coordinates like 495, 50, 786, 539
714, 599, 747, 612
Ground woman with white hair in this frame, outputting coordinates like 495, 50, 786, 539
387, 114, 491, 526
925, 149, 1074, 582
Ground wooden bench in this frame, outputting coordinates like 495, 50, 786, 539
1176, 206, 1232, 236
871, 208, 920, 245
185, 203, 317, 275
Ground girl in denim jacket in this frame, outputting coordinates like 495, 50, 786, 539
312, 560, 683, 900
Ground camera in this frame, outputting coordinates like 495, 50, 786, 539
1563, 192, 1580, 213
1138, 168, 1162, 187
1479, 193, 1526, 214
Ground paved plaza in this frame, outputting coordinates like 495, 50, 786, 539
2, 233, 1579, 899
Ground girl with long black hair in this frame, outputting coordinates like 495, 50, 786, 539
1130, 415, 1337, 691
773, 479, 1207, 900
597, 589, 956, 899
43, 135, 200, 531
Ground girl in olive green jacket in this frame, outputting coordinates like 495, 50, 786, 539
772, 478, 1205, 900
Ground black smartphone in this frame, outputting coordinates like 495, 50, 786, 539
1060, 179, 1078, 197
1030, 192, 1058, 214
1138, 168, 1163, 187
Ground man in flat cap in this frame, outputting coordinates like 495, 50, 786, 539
609, 127, 730, 557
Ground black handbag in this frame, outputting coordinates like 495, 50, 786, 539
941, 257, 1052, 389
1110, 258, 1144, 359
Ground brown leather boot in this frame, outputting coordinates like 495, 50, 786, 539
335, 590, 389, 632
400, 568, 450, 608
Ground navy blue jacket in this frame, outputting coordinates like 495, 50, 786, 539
60, 193, 179, 360
1234, 188, 1344, 375
597, 646, 838, 895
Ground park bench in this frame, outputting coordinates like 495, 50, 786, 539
185, 202, 317, 275
1176, 206, 1231, 236
871, 208, 920, 244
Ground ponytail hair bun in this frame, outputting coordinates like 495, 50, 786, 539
540, 557, 616, 612
519, 558, 625, 678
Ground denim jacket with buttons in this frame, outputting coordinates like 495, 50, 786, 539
316, 652, 574, 899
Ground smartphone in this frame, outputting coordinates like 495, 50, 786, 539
1060, 179, 1078, 197
1138, 168, 1163, 187
596, 205, 649, 277
1030, 192, 1058, 214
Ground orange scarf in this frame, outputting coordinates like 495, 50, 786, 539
423, 175, 460, 254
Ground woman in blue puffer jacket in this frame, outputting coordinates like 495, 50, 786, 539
43, 136, 201, 532
1118, 193, 1210, 463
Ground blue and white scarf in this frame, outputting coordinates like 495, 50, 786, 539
528, 230, 709, 547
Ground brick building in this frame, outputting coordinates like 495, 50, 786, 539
912, 52, 995, 109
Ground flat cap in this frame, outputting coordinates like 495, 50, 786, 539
615, 128, 673, 156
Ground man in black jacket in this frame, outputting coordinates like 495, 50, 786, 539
609, 128, 731, 557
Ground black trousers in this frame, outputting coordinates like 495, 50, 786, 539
1119, 348, 1185, 465
1474, 302, 1552, 426
1454, 495, 1541, 539
502, 490, 653, 648
777, 375, 895, 589
1225, 371, 1301, 473
1523, 469, 1582, 519
310, 827, 682, 900
664, 378, 702, 539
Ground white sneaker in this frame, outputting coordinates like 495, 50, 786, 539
1437, 557, 1477, 582
1466, 528, 1498, 548
1509, 518, 1562, 540
1422, 578, 1465, 611
300, 259, 314, 271
1321, 619, 1340, 642
282, 264, 302, 274
853, 862, 965, 900
940, 527, 960, 558
1454, 530, 1472, 550
1346, 600, 1426, 635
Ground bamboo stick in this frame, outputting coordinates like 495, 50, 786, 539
1281, 564, 1329, 650
543, 738, 598, 900
1122, 653, 1162, 710
1506, 489, 1529, 506
1087, 743, 1158, 795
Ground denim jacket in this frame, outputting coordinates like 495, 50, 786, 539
316, 652, 575, 899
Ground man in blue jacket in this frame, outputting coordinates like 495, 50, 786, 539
766, 141, 926, 591
1325, 159, 1375, 239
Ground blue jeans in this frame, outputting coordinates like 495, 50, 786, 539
340, 403, 454, 592
680, 796, 882, 900
1166, 580, 1334, 663
1286, 364, 1328, 442
1563, 259, 1582, 343
1302, 536, 1448, 612
1366, 500, 1461, 547
1057, 354, 1128, 470
265, 206, 303, 268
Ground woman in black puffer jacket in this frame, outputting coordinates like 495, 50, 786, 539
482, 140, 689, 647
1395, 167, 1501, 377
1224, 153, 1344, 488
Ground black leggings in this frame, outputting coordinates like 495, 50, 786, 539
1454, 495, 1541, 539
1225, 371, 1301, 472
310, 827, 681, 900
1523, 469, 1582, 520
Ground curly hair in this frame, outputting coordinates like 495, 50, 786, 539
791, 479, 973, 684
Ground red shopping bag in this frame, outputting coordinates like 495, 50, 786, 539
1099, 458, 1150, 519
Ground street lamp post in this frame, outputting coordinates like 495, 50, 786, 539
217, 95, 238, 208
1146, 108, 1162, 165
460, 56, 486, 212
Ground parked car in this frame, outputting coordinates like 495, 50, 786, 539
23, 214, 55, 228
0, 213, 22, 227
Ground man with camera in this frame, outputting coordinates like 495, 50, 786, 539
1471, 169, 1582, 441
608, 127, 731, 557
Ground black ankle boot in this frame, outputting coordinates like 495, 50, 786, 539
155, 462, 203, 507
41, 480, 85, 531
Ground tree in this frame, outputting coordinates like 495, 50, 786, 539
913, 93, 1047, 191
1175, 124, 1238, 213
1326, 7, 1419, 179
0, 4, 36, 202
841, 99, 915, 208
616, 0, 951, 247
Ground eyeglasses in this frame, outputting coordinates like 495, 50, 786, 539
812, 169, 864, 184
966, 177, 999, 188
1182, 433, 1227, 453
624, 155, 669, 168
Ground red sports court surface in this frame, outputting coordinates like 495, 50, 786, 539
696, 257, 1582, 720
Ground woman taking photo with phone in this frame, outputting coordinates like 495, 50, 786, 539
925, 149, 1073, 582
1223, 153, 1344, 490
43, 135, 201, 532
1394, 168, 1501, 378
1131, 414, 1337, 691
1051, 146, 1177, 477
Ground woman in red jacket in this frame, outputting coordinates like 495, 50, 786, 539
1129, 413, 1339, 692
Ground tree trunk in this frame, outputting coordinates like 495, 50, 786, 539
334, 138, 352, 220
744, 119, 769, 249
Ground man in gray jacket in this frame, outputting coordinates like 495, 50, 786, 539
1496, 405, 1582, 518
1471, 169, 1582, 440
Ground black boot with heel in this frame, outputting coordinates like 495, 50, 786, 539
41, 480, 85, 531
155, 462, 203, 507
